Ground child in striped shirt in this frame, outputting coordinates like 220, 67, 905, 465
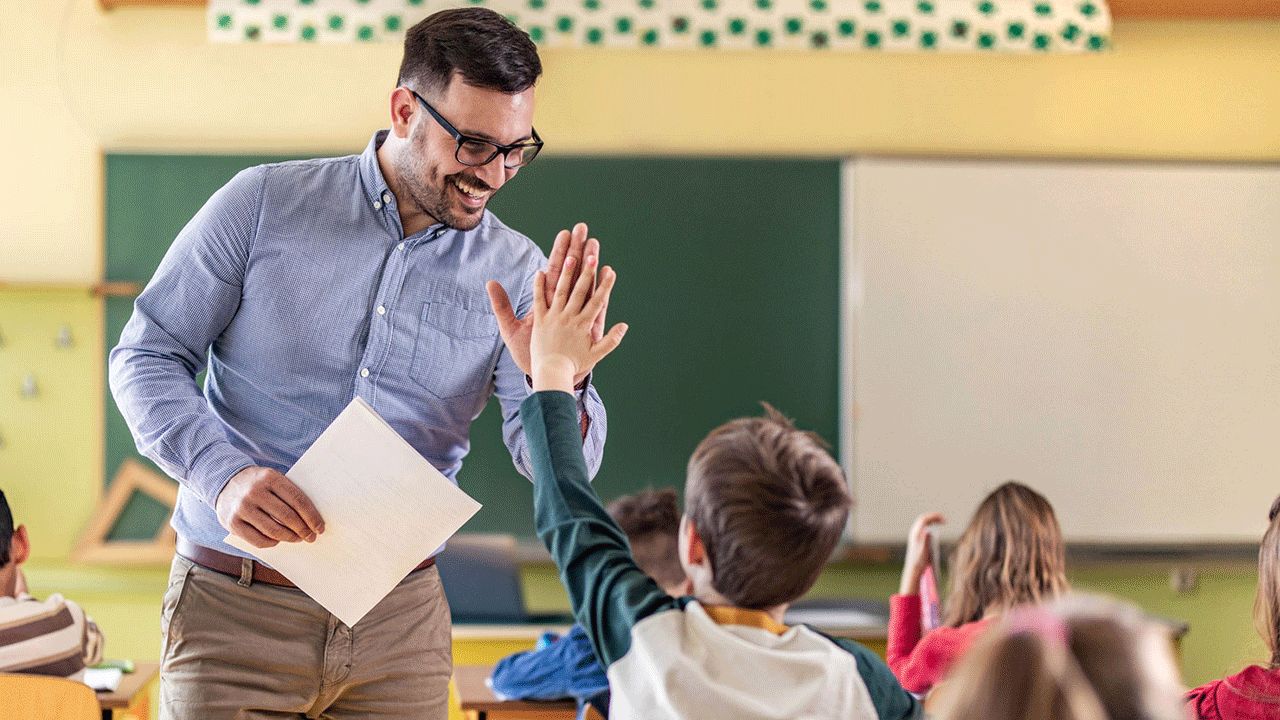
0, 489, 104, 681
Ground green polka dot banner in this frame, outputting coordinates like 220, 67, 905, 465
208, 0, 1110, 52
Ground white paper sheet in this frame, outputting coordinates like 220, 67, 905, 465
83, 667, 123, 692
227, 396, 482, 626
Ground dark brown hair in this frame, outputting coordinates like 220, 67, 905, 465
944, 481, 1069, 627
932, 596, 1185, 720
398, 8, 542, 97
607, 488, 686, 591
684, 404, 850, 610
1256, 494, 1280, 668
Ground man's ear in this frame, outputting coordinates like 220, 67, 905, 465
10, 525, 29, 565
389, 87, 418, 139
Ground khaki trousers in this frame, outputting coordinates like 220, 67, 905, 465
160, 554, 452, 720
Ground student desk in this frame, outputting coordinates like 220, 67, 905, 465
97, 662, 158, 720
453, 664, 577, 720
452, 623, 574, 666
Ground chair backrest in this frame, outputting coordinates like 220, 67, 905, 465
0, 672, 101, 720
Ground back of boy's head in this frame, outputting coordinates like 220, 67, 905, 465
1255, 493, 1280, 668
684, 404, 850, 610
607, 488, 686, 591
931, 595, 1185, 720
944, 480, 1068, 627
0, 490, 13, 566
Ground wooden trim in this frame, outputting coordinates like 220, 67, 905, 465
93, 281, 142, 297
98, 0, 1280, 18
0, 281, 140, 297
1109, 0, 1280, 18
829, 541, 1260, 566
100, 0, 205, 9
72, 458, 179, 566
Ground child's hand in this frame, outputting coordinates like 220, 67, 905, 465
899, 512, 945, 596
529, 252, 627, 393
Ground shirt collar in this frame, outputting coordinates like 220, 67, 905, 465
358, 130, 447, 239
703, 605, 791, 636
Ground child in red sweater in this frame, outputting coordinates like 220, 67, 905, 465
888, 482, 1069, 694
1185, 493, 1280, 720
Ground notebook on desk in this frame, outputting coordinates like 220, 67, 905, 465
436, 535, 576, 625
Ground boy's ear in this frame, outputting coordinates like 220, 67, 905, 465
11, 525, 29, 565
681, 516, 706, 567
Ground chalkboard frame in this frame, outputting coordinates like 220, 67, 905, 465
105, 152, 843, 540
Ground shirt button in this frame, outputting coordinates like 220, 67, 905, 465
382, 192, 392, 204
360, 368, 370, 378
377, 305, 386, 315
398, 242, 406, 251
373, 201, 382, 210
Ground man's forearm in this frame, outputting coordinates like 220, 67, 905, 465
109, 344, 254, 506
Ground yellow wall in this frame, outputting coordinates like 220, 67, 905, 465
3, 1, 1279, 284
0, 289, 102, 563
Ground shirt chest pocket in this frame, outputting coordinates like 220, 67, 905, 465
410, 302, 503, 400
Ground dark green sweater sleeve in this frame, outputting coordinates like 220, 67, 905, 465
827, 634, 923, 720
520, 391, 683, 669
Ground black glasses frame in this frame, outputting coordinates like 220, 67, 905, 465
411, 91, 543, 169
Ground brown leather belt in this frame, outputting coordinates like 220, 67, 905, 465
177, 537, 435, 588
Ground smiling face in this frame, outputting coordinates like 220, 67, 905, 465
392, 74, 535, 232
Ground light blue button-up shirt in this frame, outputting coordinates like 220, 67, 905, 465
109, 131, 606, 558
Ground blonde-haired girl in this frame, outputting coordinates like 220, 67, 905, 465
887, 481, 1070, 693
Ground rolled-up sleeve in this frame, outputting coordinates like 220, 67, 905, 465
107, 167, 263, 507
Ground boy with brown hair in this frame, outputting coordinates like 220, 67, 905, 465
496, 256, 920, 719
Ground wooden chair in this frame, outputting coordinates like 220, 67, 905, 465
0, 672, 101, 720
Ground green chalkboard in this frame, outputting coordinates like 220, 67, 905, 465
105, 153, 841, 539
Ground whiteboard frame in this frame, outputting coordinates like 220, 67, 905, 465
840, 154, 1280, 545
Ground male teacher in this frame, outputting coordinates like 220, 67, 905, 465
109, 9, 607, 719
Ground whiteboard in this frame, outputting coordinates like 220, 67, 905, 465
846, 157, 1280, 543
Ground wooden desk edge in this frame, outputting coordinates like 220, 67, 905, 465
453, 664, 577, 713
97, 662, 159, 709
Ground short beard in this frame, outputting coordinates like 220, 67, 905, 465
393, 139, 488, 232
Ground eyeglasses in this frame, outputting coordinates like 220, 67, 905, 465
411, 91, 543, 170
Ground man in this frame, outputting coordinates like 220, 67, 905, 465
109, 9, 607, 718
0, 489, 104, 682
